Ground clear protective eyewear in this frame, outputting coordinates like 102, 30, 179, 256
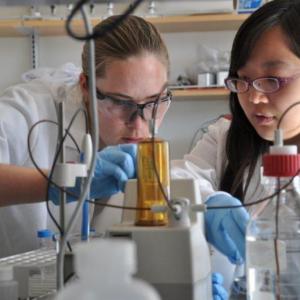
225, 73, 300, 94
96, 89, 172, 122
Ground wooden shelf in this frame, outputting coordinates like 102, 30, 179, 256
149, 13, 249, 33
172, 88, 229, 100
0, 13, 249, 37
0, 19, 24, 37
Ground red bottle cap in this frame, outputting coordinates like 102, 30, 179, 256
263, 154, 300, 177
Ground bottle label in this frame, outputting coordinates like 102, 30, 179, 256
247, 240, 287, 271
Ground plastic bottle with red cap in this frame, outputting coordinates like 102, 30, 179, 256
246, 135, 300, 300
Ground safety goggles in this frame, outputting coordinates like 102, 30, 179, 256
96, 89, 172, 122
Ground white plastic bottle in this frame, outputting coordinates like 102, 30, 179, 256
0, 265, 18, 300
55, 239, 161, 300
246, 144, 300, 300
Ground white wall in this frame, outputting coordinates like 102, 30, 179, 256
0, 8, 235, 159
160, 31, 234, 158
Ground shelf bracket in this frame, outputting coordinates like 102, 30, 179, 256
31, 29, 39, 69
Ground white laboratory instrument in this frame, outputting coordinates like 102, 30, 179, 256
107, 178, 212, 300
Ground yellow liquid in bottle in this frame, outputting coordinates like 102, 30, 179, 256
135, 138, 170, 226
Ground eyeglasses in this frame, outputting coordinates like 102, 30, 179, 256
96, 89, 172, 122
225, 73, 300, 94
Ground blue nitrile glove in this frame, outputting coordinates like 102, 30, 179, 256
205, 192, 250, 264
212, 272, 228, 300
49, 144, 137, 205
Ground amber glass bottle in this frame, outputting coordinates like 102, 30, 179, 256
135, 137, 170, 226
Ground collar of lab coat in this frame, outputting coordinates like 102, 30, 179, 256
22, 63, 87, 154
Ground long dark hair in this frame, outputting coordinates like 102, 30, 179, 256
220, 0, 300, 202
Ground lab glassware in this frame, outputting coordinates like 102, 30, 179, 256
229, 264, 247, 300
246, 146, 300, 300
37, 229, 55, 250
135, 137, 170, 226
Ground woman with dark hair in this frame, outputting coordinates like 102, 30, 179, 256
223, 0, 300, 201
172, 0, 300, 291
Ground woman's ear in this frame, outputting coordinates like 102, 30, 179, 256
79, 73, 91, 130
79, 72, 89, 100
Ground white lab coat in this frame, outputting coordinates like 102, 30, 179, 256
171, 117, 268, 291
0, 64, 86, 257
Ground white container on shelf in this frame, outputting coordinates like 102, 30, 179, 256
198, 73, 215, 87
216, 71, 229, 87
